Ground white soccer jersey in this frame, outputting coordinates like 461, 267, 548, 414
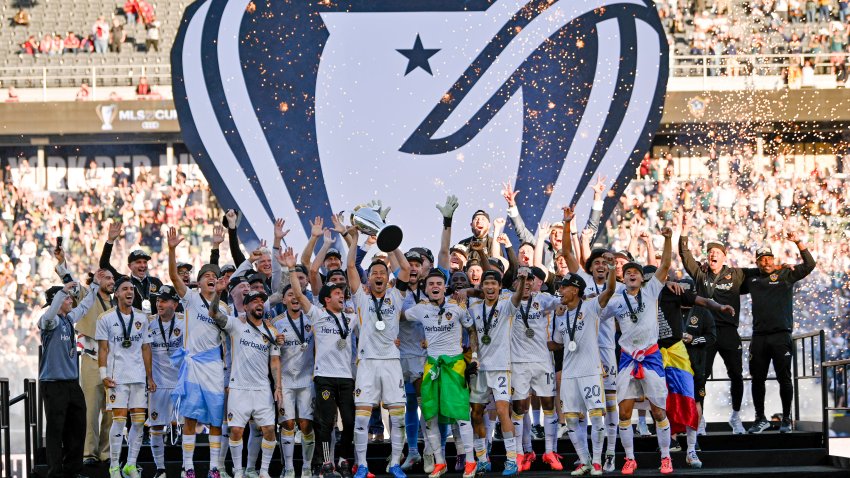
352, 287, 405, 360
403, 300, 470, 358
272, 310, 315, 389
603, 276, 665, 354
95, 308, 150, 385
145, 314, 184, 388
467, 292, 517, 371
577, 270, 624, 350
306, 305, 354, 379
510, 292, 560, 364
180, 289, 229, 354
224, 316, 280, 391
399, 292, 428, 359
552, 297, 604, 379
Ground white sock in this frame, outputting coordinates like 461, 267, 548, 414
247, 422, 262, 471
473, 437, 488, 462
522, 413, 532, 452
229, 438, 244, 473
657, 418, 671, 459
566, 415, 589, 465
389, 408, 405, 467
261, 438, 276, 473
209, 435, 222, 471
618, 420, 634, 460
589, 414, 605, 465
511, 412, 524, 455
605, 395, 618, 454
451, 422, 462, 457
182, 433, 196, 470
220, 421, 230, 470
502, 431, 517, 463
543, 410, 558, 454
109, 417, 126, 468
302, 430, 316, 469
150, 429, 166, 470
576, 415, 587, 452
731, 410, 739, 420
425, 417, 445, 464
532, 408, 541, 427
484, 414, 494, 444
686, 427, 697, 453
281, 427, 296, 471
354, 410, 371, 467
458, 420, 475, 463
419, 400, 432, 455
126, 413, 146, 466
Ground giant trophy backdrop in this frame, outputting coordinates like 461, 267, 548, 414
171, 0, 668, 247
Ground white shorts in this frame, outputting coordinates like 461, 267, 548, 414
106, 383, 147, 410
147, 387, 176, 426
616, 364, 667, 408
278, 386, 315, 422
354, 359, 406, 406
511, 362, 556, 400
401, 356, 426, 382
560, 375, 605, 413
470, 370, 511, 404
600, 348, 617, 391
227, 388, 276, 427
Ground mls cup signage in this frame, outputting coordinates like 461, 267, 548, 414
171, 0, 668, 246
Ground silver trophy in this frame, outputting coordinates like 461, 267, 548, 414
96, 103, 118, 131
351, 203, 403, 252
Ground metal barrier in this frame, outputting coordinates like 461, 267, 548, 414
0, 379, 39, 478
822, 357, 850, 457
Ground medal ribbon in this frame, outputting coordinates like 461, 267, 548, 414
328, 310, 350, 340
286, 311, 307, 345
115, 308, 134, 344
622, 289, 643, 323
157, 315, 176, 352
565, 300, 582, 344
481, 300, 498, 338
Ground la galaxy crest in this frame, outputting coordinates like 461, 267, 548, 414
172, 0, 667, 246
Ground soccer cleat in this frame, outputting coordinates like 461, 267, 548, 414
400, 453, 421, 472
659, 456, 673, 474
522, 451, 536, 471
636, 421, 650, 437
602, 452, 615, 472
669, 441, 682, 452
501, 460, 518, 476
463, 462, 477, 478
301, 467, 313, 478
388, 465, 406, 478
542, 452, 563, 471
515, 454, 524, 473
780, 416, 793, 433
476, 460, 492, 475
747, 416, 771, 434
352, 465, 369, 478
621, 458, 637, 475
109, 467, 122, 478
234, 471, 245, 478
209, 469, 222, 478
221, 470, 232, 478
570, 464, 590, 476
154, 470, 167, 478
428, 463, 447, 478
339, 460, 353, 478
122, 464, 141, 478
455, 455, 466, 472
186, 470, 197, 478
246, 470, 259, 478
590, 463, 603, 476
423, 454, 435, 474
686, 450, 703, 469
729, 413, 746, 434
319, 462, 339, 478
281, 469, 296, 478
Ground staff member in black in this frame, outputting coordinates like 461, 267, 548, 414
100, 222, 163, 311
679, 216, 748, 434
742, 232, 815, 434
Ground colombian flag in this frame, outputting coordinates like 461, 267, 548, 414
660, 341, 699, 434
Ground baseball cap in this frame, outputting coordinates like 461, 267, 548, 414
228, 274, 249, 292
472, 209, 490, 221
243, 289, 268, 306
621, 262, 643, 276
425, 269, 448, 283
156, 285, 180, 302
127, 250, 151, 264
293, 265, 308, 275
481, 270, 502, 284
247, 272, 266, 285
706, 242, 727, 255
325, 248, 342, 260
196, 264, 221, 282
529, 266, 547, 282
410, 247, 434, 264
756, 247, 774, 260
177, 262, 193, 272
326, 269, 347, 282
488, 257, 506, 273
642, 265, 658, 280
449, 244, 468, 257
114, 275, 133, 290
44, 285, 66, 307
220, 264, 237, 275
559, 273, 587, 294
318, 282, 346, 306
404, 250, 423, 264
613, 250, 633, 261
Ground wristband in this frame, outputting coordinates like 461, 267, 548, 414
471, 352, 479, 359
343, 230, 350, 237
99, 367, 108, 380
273, 246, 280, 250
443, 216, 453, 228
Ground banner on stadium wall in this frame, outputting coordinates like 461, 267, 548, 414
0, 144, 196, 192
171, 0, 668, 247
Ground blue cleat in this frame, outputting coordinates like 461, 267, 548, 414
388, 465, 406, 478
352, 465, 369, 478
476, 460, 491, 475
501, 461, 518, 476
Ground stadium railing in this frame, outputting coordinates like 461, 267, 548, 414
822, 356, 850, 456
0, 378, 38, 478
705, 330, 828, 445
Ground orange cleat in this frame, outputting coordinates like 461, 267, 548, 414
621, 458, 638, 475
542, 452, 563, 471
462, 462, 477, 478
660, 456, 673, 474
520, 452, 535, 472
428, 463, 448, 478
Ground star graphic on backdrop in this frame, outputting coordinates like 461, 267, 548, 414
397, 34, 440, 76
